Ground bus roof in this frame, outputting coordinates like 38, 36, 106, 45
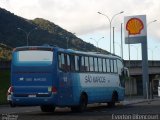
13, 46, 122, 60
13, 46, 54, 52
56, 47, 122, 60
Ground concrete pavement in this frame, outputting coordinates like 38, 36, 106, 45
1, 96, 160, 109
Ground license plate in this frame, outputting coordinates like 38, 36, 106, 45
28, 95, 36, 98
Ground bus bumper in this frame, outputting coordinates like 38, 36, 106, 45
11, 95, 57, 106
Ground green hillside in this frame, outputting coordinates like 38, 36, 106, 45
0, 7, 109, 54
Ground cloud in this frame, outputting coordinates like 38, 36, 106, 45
0, 0, 160, 40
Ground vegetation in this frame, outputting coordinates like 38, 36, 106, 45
0, 43, 12, 61
0, 69, 10, 104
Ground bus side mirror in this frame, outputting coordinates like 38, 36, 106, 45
122, 67, 129, 77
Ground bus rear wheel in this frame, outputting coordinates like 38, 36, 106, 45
71, 94, 87, 112
40, 105, 55, 112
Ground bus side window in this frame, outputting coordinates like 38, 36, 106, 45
70, 55, 75, 71
114, 59, 117, 73
110, 59, 114, 73
80, 56, 85, 72
106, 59, 110, 73
85, 56, 89, 72
94, 57, 98, 72
58, 53, 62, 69
102, 59, 106, 73
75, 55, 79, 71
89, 57, 94, 72
66, 54, 70, 71
98, 58, 102, 72
58, 53, 65, 71
117, 59, 123, 75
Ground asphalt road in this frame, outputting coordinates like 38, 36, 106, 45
0, 100, 160, 120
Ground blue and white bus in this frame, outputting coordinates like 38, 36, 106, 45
10, 46, 128, 112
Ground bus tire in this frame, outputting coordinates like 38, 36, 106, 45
40, 105, 55, 112
78, 94, 87, 112
108, 92, 118, 108
71, 94, 87, 112
71, 106, 78, 112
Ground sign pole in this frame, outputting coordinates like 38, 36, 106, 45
141, 38, 149, 99
127, 33, 131, 98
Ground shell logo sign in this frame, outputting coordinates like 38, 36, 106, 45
124, 15, 147, 44
124, 15, 149, 99
126, 18, 144, 35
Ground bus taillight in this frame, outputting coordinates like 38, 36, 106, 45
52, 87, 57, 94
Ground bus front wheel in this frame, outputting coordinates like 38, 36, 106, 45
40, 105, 55, 112
107, 92, 118, 107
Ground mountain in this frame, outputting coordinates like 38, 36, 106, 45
0, 7, 109, 54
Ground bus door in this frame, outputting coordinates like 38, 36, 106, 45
58, 53, 73, 104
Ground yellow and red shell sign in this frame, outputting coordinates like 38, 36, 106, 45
126, 18, 144, 35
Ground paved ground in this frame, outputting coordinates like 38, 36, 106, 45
0, 97, 160, 120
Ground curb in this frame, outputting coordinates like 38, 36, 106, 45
122, 97, 160, 106
0, 104, 9, 108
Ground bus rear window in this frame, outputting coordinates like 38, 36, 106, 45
13, 50, 53, 66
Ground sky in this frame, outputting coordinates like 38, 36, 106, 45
0, 0, 160, 60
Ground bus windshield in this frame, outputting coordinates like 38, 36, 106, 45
13, 50, 53, 66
